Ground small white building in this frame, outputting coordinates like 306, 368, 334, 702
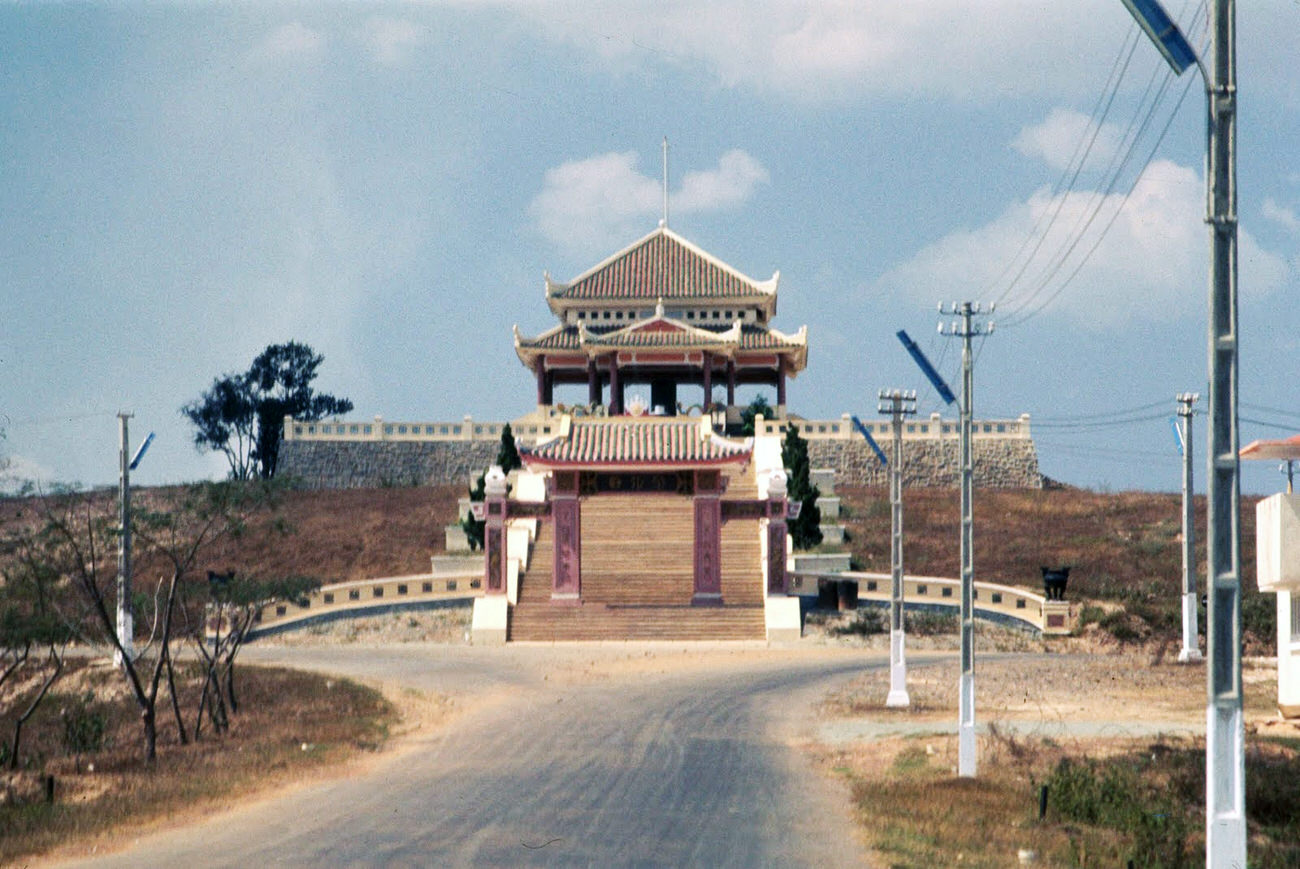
1244, 434, 1300, 717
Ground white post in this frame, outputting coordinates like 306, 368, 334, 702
880, 388, 916, 708
115, 412, 133, 667
1177, 392, 1202, 663
941, 301, 994, 778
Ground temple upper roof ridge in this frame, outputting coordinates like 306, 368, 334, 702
543, 224, 780, 310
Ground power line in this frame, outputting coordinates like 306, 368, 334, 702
998, 4, 1208, 326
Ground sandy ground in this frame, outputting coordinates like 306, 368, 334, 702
34, 607, 1298, 867
259, 605, 1293, 738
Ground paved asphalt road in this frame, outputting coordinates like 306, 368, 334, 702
50, 644, 886, 868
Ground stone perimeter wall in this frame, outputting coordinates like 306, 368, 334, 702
808, 437, 1041, 489
279, 435, 1041, 490
278, 440, 497, 490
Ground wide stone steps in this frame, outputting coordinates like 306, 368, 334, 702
508, 603, 765, 642
579, 494, 696, 605
517, 520, 554, 605
507, 483, 767, 641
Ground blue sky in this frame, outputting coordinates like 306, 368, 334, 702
2, 1, 1297, 493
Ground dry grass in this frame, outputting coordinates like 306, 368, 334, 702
0, 658, 401, 866
817, 652, 1300, 867
0, 483, 463, 587
838, 487, 1274, 652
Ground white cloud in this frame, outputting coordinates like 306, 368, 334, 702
876, 159, 1291, 327
523, 1, 1139, 103
251, 22, 326, 64
1262, 198, 1300, 235
360, 17, 428, 67
529, 149, 768, 258
675, 150, 770, 213
1012, 108, 1123, 171
0, 453, 55, 493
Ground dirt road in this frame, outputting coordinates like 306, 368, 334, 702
48, 643, 908, 868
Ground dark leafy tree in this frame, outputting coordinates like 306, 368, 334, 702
182, 374, 259, 480
462, 474, 486, 552
781, 423, 823, 550
182, 341, 353, 480
246, 342, 353, 479
739, 395, 774, 437
495, 423, 522, 474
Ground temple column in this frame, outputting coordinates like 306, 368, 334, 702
775, 367, 787, 415
692, 470, 723, 606
536, 357, 553, 407
766, 471, 789, 595
609, 357, 623, 414
726, 359, 736, 407
551, 472, 581, 602
702, 351, 713, 411
483, 467, 509, 595
587, 360, 601, 407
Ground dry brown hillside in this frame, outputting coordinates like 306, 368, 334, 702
1, 482, 1276, 649
838, 485, 1272, 650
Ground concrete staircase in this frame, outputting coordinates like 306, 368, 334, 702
507, 490, 764, 641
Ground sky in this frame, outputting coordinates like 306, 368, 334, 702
1, 1, 1298, 495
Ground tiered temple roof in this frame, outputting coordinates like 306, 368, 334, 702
514, 225, 808, 414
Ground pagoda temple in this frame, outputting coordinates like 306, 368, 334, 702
514, 225, 808, 418
471, 226, 806, 643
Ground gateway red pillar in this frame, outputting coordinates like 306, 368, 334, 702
766, 472, 789, 595
551, 471, 581, 602
483, 467, 509, 595
692, 470, 723, 606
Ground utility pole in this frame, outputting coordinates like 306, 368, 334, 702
940, 301, 993, 778
115, 412, 134, 667
879, 389, 917, 708
1177, 393, 1202, 664
1203, 1, 1243, 861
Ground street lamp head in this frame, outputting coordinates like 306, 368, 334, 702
1120, 0, 1198, 76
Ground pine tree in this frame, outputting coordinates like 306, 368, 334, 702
781, 422, 823, 550
495, 423, 522, 474
739, 395, 773, 436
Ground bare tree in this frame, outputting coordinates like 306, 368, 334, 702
0, 559, 72, 768
12, 481, 282, 763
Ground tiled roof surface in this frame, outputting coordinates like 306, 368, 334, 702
738, 324, 805, 349
515, 319, 805, 353
523, 326, 582, 350
522, 419, 751, 466
554, 229, 767, 302
584, 324, 732, 348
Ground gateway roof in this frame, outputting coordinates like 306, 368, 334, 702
520, 417, 752, 468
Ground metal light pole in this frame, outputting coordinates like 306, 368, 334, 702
114, 415, 154, 669
940, 301, 993, 777
879, 388, 917, 708
1177, 393, 1203, 663
115, 412, 134, 667
1119, 1, 1241, 861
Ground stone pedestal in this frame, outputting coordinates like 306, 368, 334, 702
1042, 600, 1071, 635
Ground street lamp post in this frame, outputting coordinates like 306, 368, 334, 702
879, 389, 916, 708
1119, 1, 1242, 863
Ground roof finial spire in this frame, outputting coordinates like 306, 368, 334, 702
661, 136, 669, 229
